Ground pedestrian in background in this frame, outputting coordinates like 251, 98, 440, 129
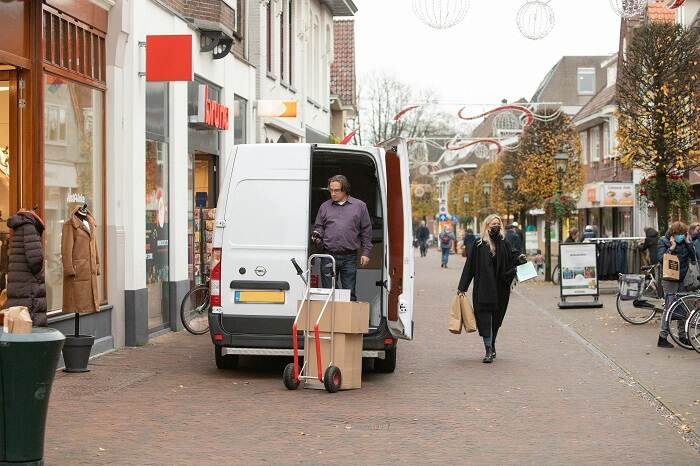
439, 226, 456, 268
638, 227, 660, 266
416, 221, 430, 258
458, 214, 526, 363
512, 221, 525, 249
656, 222, 693, 348
564, 228, 579, 243
463, 228, 476, 258
690, 223, 700, 260
505, 223, 523, 254
534, 250, 545, 275
581, 225, 597, 242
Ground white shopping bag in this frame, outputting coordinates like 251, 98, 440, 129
516, 262, 538, 283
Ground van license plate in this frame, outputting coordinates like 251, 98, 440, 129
235, 291, 285, 304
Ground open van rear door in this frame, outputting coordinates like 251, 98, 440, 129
379, 139, 414, 339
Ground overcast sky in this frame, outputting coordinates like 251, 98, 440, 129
354, 0, 622, 105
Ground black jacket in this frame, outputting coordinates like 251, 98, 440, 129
458, 237, 523, 334
505, 226, 523, 254
416, 225, 430, 241
638, 229, 659, 265
4, 211, 47, 326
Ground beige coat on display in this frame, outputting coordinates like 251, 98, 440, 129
61, 207, 100, 313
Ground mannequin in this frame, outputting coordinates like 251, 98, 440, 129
61, 204, 100, 314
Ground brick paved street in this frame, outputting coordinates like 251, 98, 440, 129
45, 249, 700, 465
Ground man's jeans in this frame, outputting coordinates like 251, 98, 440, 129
441, 247, 450, 266
660, 279, 688, 339
321, 254, 358, 301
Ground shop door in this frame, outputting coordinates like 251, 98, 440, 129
0, 68, 20, 303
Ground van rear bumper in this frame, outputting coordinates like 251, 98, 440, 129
208, 313, 394, 351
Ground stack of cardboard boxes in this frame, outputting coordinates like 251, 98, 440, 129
297, 292, 369, 390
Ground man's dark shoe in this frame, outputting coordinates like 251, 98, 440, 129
657, 336, 674, 348
482, 347, 494, 363
492, 344, 496, 360
679, 336, 691, 347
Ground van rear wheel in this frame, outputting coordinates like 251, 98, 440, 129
214, 346, 239, 370
374, 345, 396, 373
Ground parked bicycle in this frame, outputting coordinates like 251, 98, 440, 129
617, 265, 663, 325
663, 293, 700, 350
180, 276, 210, 335
551, 264, 560, 285
688, 308, 700, 353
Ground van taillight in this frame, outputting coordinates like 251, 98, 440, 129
210, 248, 222, 307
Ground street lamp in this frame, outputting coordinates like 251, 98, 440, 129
501, 173, 515, 223
482, 182, 491, 216
553, 151, 569, 244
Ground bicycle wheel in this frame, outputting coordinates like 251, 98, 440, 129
689, 309, 700, 354
616, 295, 658, 325
552, 265, 560, 285
665, 294, 698, 349
180, 285, 210, 335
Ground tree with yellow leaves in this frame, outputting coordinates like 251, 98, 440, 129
516, 112, 583, 280
617, 22, 700, 235
411, 184, 439, 222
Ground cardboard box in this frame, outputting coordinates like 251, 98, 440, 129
1, 306, 32, 334
308, 288, 351, 302
304, 333, 363, 390
296, 300, 369, 333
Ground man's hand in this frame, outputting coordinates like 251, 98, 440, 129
360, 256, 370, 267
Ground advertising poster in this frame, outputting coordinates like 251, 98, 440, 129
560, 243, 598, 297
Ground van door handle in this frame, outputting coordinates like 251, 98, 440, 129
376, 280, 388, 290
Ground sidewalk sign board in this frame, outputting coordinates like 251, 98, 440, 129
558, 243, 603, 309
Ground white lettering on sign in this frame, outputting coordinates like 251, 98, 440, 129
66, 193, 86, 204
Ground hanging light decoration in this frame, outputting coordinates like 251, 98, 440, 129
474, 144, 490, 159
444, 151, 458, 166
493, 111, 522, 135
415, 185, 426, 198
516, 1, 555, 40
664, 0, 686, 8
609, 0, 647, 19
418, 163, 431, 176
412, 0, 470, 30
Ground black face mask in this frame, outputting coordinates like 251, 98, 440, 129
489, 226, 501, 238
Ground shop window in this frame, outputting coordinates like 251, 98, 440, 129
145, 82, 170, 330
43, 75, 105, 312
234, 95, 247, 145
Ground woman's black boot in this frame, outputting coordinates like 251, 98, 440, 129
482, 347, 494, 363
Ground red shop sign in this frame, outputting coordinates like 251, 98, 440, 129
190, 85, 229, 130
146, 35, 193, 82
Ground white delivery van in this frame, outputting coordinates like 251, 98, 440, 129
208, 139, 414, 373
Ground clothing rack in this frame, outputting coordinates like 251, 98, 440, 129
583, 237, 646, 282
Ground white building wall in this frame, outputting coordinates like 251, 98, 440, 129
105, 0, 256, 346
253, 0, 335, 142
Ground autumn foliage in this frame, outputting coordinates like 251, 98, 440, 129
617, 22, 700, 234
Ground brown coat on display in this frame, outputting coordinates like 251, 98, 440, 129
4, 210, 47, 326
61, 206, 100, 314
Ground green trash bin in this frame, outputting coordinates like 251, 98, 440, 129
0, 328, 65, 466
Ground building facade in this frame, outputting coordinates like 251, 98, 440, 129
249, 0, 357, 144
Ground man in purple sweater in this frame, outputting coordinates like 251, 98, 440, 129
312, 175, 372, 301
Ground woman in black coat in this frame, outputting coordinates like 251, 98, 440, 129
4, 210, 47, 326
458, 214, 524, 363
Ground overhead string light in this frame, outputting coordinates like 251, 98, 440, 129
516, 1, 556, 40
412, 0, 471, 30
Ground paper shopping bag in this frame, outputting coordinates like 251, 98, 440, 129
448, 295, 463, 334
459, 294, 477, 333
662, 253, 680, 281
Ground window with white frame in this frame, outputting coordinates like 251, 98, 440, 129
577, 67, 596, 95
580, 132, 588, 165
609, 117, 618, 157
602, 123, 609, 159
590, 126, 600, 162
